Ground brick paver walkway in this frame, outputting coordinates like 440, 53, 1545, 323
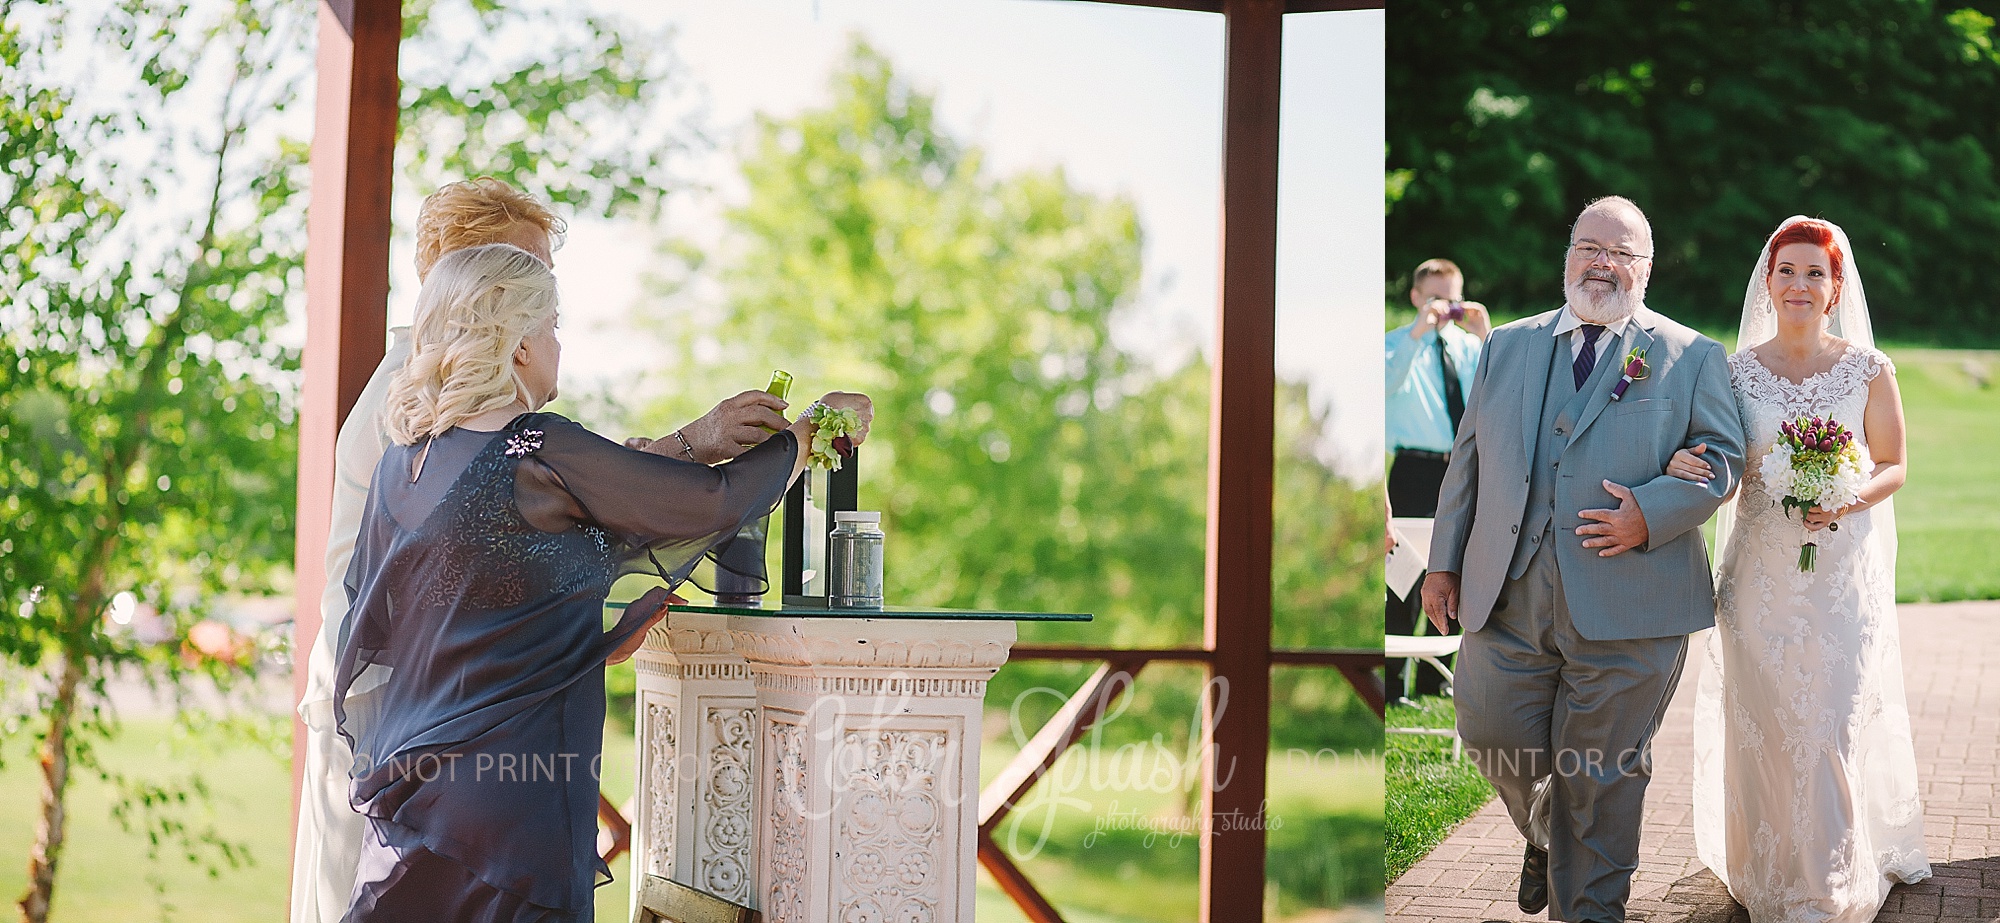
1389, 600, 2000, 923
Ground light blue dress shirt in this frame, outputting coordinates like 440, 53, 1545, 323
1386, 321, 1484, 454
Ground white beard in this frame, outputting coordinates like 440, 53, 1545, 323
1564, 272, 1644, 324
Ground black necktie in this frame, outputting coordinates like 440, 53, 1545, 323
1573, 324, 1606, 390
1437, 334, 1464, 436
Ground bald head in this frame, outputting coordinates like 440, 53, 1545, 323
1570, 196, 1653, 254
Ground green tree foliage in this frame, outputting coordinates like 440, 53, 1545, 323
395, 0, 699, 218
1388, 0, 2000, 340
0, 0, 696, 916
3, 5, 309, 916
631, 41, 1382, 753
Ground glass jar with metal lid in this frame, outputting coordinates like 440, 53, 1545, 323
828, 511, 884, 608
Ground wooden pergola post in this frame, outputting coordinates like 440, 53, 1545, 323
1203, 1, 1284, 917
293, 0, 399, 842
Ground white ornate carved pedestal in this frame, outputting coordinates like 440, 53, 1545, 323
630, 609, 1019, 923
733, 617, 1015, 923
629, 612, 760, 909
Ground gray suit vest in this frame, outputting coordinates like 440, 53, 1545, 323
1510, 333, 1619, 578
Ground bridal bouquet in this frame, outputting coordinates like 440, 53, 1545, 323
1758, 415, 1868, 571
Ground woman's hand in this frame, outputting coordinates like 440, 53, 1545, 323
789, 391, 874, 448
677, 391, 793, 462
819, 391, 874, 446
1801, 504, 1849, 532
1666, 443, 1716, 484
779, 391, 874, 486
605, 587, 682, 665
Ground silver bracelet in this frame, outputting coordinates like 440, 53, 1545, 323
670, 429, 698, 462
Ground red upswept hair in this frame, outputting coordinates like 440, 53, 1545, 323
1765, 219, 1845, 308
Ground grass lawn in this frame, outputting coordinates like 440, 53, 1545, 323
0, 714, 637, 923
0, 716, 294, 922
1878, 347, 2000, 602
1384, 697, 1492, 882
2, 711, 1377, 923
972, 738, 1384, 922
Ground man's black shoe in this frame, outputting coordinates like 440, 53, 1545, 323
1518, 843, 1549, 914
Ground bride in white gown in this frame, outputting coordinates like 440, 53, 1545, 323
1675, 216, 1931, 922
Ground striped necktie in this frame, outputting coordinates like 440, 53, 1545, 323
1573, 324, 1606, 390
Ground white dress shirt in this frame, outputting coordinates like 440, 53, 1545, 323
1550, 304, 1633, 365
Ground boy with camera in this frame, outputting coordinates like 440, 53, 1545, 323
1384, 258, 1489, 699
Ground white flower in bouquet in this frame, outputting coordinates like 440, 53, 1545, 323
1759, 415, 1870, 571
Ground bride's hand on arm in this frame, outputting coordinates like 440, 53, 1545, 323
1667, 444, 1715, 483
1667, 442, 1742, 501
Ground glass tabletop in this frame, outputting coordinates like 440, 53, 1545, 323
605, 596, 1089, 622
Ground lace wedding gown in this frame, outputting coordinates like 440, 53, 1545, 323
1692, 344, 1930, 923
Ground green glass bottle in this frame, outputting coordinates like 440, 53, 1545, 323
715, 370, 794, 606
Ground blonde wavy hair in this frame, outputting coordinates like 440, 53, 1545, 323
414, 177, 567, 281
385, 244, 560, 445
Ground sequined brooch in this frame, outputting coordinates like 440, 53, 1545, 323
504, 429, 545, 458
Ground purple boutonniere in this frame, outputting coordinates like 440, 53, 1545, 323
1610, 348, 1650, 401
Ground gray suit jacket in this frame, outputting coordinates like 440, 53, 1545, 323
1429, 306, 1746, 641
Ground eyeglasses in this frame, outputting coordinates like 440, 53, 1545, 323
1569, 243, 1651, 266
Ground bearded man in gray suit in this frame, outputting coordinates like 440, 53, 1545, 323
1422, 196, 1747, 922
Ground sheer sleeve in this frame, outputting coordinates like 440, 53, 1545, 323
511, 413, 798, 585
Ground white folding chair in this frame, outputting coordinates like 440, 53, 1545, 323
1384, 633, 1462, 757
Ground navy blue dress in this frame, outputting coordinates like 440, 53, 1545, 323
333, 412, 795, 922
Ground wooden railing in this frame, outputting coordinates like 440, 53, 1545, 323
597, 644, 1386, 901
976, 645, 1383, 922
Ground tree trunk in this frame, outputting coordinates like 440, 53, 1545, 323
18, 648, 84, 923
19, 546, 111, 923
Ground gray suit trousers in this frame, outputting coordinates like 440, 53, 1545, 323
1455, 535, 1689, 923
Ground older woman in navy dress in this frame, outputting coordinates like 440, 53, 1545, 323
333, 243, 871, 922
